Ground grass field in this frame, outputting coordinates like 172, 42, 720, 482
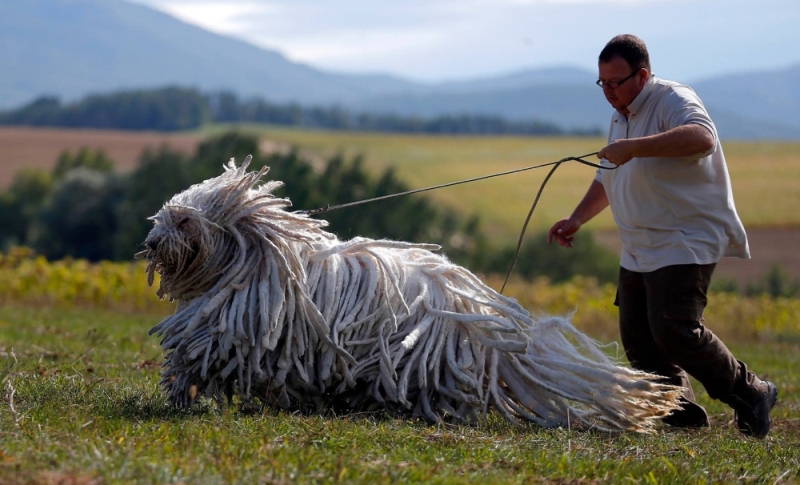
1, 305, 798, 484
1, 255, 799, 484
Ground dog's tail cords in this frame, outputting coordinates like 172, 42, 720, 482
297, 151, 618, 293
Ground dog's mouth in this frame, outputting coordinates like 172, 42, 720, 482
138, 229, 212, 301
137, 235, 181, 292
136, 236, 169, 270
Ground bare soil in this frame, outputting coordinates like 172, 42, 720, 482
0, 126, 199, 188
594, 228, 800, 286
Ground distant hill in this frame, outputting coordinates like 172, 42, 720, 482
354, 84, 611, 133
427, 67, 595, 94
0, 0, 418, 109
693, 64, 800, 132
358, 67, 800, 139
2, 0, 800, 139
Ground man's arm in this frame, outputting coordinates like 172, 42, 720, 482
598, 124, 714, 166
547, 180, 609, 248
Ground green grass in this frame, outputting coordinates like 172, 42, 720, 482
2, 305, 798, 484
199, 124, 800, 240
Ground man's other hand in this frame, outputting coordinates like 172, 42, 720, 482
548, 217, 581, 248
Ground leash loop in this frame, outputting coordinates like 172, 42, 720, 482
297, 151, 618, 293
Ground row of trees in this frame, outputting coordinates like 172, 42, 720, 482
0, 88, 601, 136
208, 92, 585, 135
0, 88, 210, 131
0, 132, 618, 284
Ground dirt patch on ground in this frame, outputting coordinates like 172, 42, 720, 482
0, 126, 200, 188
594, 227, 800, 285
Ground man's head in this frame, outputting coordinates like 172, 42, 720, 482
598, 34, 650, 115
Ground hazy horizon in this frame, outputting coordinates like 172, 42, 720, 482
129, 0, 800, 84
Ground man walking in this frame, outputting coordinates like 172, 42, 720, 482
548, 34, 777, 437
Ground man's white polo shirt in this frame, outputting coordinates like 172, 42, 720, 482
594, 75, 750, 273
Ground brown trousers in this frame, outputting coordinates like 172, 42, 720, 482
615, 264, 755, 404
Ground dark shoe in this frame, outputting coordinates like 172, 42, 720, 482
733, 380, 778, 438
663, 397, 710, 428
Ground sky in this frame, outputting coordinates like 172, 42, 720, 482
130, 0, 800, 83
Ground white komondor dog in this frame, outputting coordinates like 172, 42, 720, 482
139, 157, 681, 432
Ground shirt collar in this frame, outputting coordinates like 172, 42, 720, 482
626, 75, 657, 117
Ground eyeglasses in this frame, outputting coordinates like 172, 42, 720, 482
596, 69, 640, 89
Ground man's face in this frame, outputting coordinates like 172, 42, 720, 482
598, 56, 647, 115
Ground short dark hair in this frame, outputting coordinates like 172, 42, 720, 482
599, 34, 651, 72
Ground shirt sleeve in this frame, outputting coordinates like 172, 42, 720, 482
594, 166, 604, 184
661, 85, 719, 156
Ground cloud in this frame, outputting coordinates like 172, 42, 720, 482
279, 28, 447, 68
136, 0, 470, 73
151, 2, 276, 34
131, 0, 800, 82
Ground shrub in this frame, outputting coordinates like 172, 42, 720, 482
476, 230, 619, 284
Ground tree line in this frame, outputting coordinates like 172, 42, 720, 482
0, 87, 601, 136
0, 132, 618, 284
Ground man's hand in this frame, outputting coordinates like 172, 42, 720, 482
547, 217, 581, 248
598, 125, 715, 165
548, 180, 608, 248
598, 139, 637, 166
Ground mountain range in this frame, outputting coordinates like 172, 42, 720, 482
2, 0, 799, 139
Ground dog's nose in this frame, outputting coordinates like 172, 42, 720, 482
145, 237, 160, 251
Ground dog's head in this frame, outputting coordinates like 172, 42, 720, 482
137, 156, 330, 301
138, 204, 214, 300
137, 156, 278, 299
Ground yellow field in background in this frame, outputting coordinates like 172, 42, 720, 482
202, 124, 800, 240
2, 248, 797, 343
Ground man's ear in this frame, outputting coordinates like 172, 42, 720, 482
638, 68, 650, 86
